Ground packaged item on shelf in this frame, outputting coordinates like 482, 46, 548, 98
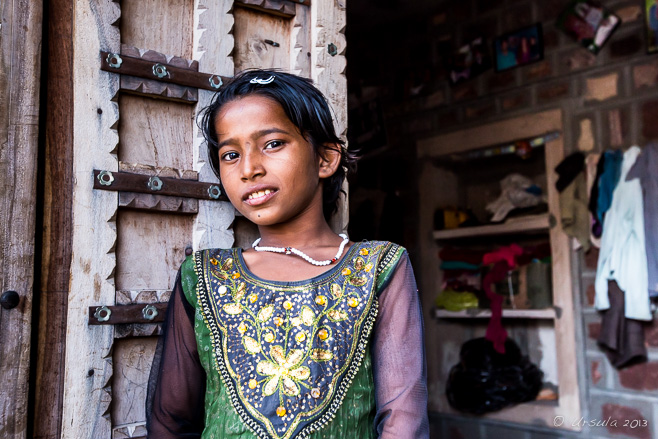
446, 337, 544, 414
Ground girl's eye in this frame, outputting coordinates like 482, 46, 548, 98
265, 140, 284, 149
221, 151, 239, 161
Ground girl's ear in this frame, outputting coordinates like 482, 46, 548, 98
317, 143, 342, 178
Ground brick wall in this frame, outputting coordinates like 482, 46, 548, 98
347, 0, 658, 437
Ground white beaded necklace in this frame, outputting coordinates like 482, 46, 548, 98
251, 234, 349, 266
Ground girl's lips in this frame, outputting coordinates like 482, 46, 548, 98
244, 189, 278, 206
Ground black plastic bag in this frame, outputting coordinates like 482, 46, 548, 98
446, 337, 543, 414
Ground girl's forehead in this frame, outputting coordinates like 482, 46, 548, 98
216, 96, 301, 131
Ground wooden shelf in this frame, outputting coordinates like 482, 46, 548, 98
435, 308, 556, 319
432, 214, 549, 240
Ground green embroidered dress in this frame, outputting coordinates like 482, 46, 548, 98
147, 241, 428, 439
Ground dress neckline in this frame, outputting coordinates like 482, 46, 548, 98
234, 242, 360, 287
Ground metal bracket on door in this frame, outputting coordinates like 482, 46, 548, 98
93, 169, 227, 201
88, 303, 168, 325
101, 51, 229, 91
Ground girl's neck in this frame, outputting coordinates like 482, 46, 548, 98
256, 218, 340, 249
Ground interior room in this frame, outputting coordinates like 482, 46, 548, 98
345, 0, 658, 437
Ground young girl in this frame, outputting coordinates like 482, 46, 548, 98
147, 69, 428, 439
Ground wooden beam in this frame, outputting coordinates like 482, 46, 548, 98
0, 0, 43, 437
93, 169, 227, 201
31, 0, 72, 438
101, 50, 229, 92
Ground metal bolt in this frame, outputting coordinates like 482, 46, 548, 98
328, 43, 338, 56
1, 291, 19, 310
147, 176, 163, 191
106, 53, 123, 68
208, 185, 222, 199
152, 63, 168, 79
209, 75, 223, 89
93, 306, 112, 322
142, 305, 159, 321
97, 170, 114, 186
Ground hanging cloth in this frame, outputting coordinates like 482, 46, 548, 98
626, 142, 658, 297
595, 146, 651, 321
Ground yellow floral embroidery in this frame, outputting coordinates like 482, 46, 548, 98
315, 295, 326, 306
341, 268, 351, 276
359, 248, 369, 256
257, 346, 310, 397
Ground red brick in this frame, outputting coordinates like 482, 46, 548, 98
501, 4, 533, 34
452, 83, 478, 101
501, 93, 529, 111
537, 81, 570, 103
488, 70, 515, 90
591, 360, 602, 385
589, 322, 601, 340
586, 283, 596, 306
584, 247, 599, 269
465, 102, 496, 120
641, 100, 658, 140
633, 61, 658, 89
601, 404, 651, 439
464, 17, 497, 42
542, 28, 560, 50
645, 320, 658, 347
524, 61, 552, 81
618, 362, 658, 391
560, 49, 596, 73
609, 34, 643, 59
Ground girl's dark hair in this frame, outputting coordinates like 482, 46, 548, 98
200, 69, 356, 220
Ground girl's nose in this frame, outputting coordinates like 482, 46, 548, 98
240, 149, 265, 181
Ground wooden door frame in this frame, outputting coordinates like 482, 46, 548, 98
31, 0, 74, 437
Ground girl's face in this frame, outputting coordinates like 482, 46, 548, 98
214, 95, 332, 226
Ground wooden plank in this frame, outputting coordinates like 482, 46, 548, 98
118, 94, 194, 170
432, 214, 549, 240
111, 339, 158, 426
233, 5, 293, 71
418, 109, 564, 158
93, 169, 227, 201
115, 211, 193, 291
0, 0, 43, 437
435, 308, 556, 319
60, 1, 121, 437
89, 303, 168, 325
101, 50, 228, 93
120, 0, 194, 59
33, 0, 71, 437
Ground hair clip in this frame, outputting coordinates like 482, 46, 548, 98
249, 76, 276, 85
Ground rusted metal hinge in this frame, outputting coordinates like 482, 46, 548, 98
89, 303, 168, 325
93, 169, 228, 202
101, 51, 229, 91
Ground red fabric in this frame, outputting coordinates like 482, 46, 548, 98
482, 243, 524, 268
483, 261, 510, 354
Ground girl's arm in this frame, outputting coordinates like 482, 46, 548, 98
146, 271, 206, 438
371, 252, 429, 439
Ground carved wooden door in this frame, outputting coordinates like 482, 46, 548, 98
0, 2, 42, 439
56, 1, 347, 438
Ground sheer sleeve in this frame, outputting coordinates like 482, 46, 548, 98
371, 252, 429, 439
146, 270, 206, 438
